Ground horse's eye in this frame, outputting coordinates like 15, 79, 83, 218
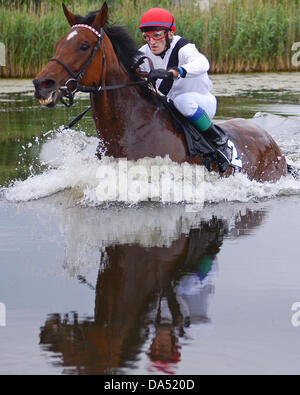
80, 43, 90, 51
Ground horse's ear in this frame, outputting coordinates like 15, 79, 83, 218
93, 2, 108, 31
62, 3, 77, 27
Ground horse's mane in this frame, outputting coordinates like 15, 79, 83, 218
76, 11, 141, 80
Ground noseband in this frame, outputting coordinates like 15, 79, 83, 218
49, 24, 148, 107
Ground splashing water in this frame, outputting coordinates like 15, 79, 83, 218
2, 113, 300, 206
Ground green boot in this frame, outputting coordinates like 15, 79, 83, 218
190, 110, 232, 173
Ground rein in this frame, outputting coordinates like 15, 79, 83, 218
50, 24, 148, 108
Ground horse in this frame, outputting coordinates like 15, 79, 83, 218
33, 2, 289, 182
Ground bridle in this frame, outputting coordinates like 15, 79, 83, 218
49, 24, 148, 107
50, 24, 105, 107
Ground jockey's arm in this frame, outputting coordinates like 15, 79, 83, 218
173, 44, 210, 78
137, 42, 210, 80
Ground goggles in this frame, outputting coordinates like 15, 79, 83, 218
142, 30, 167, 42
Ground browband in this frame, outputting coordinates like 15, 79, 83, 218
72, 24, 102, 39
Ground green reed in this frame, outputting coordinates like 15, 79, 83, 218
0, 0, 299, 77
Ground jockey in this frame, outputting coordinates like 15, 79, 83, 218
138, 7, 232, 172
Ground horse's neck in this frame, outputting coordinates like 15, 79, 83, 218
92, 70, 151, 132
95, 60, 144, 120
91, 41, 167, 158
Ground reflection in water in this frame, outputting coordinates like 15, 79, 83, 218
39, 202, 265, 375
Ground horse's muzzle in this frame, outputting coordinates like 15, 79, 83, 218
33, 78, 60, 107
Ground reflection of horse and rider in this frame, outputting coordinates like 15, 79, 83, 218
40, 209, 265, 375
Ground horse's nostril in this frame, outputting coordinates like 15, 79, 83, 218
33, 78, 56, 92
40, 79, 56, 90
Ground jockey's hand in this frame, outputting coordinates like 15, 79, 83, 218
147, 69, 174, 84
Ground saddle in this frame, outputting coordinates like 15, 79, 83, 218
163, 99, 231, 171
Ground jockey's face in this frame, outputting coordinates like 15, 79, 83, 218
144, 30, 174, 56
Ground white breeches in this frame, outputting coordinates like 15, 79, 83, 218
173, 92, 217, 120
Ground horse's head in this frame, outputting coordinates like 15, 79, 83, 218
33, 3, 108, 107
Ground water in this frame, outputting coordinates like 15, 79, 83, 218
0, 73, 300, 375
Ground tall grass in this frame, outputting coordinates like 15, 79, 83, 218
0, 0, 299, 77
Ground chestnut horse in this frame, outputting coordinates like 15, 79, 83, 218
33, 2, 288, 182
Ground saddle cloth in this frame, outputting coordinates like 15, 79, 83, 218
163, 99, 242, 171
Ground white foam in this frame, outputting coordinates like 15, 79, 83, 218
2, 114, 300, 206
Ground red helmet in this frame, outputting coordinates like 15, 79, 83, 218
139, 8, 176, 32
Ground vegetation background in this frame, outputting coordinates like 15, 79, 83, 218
0, 0, 299, 77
